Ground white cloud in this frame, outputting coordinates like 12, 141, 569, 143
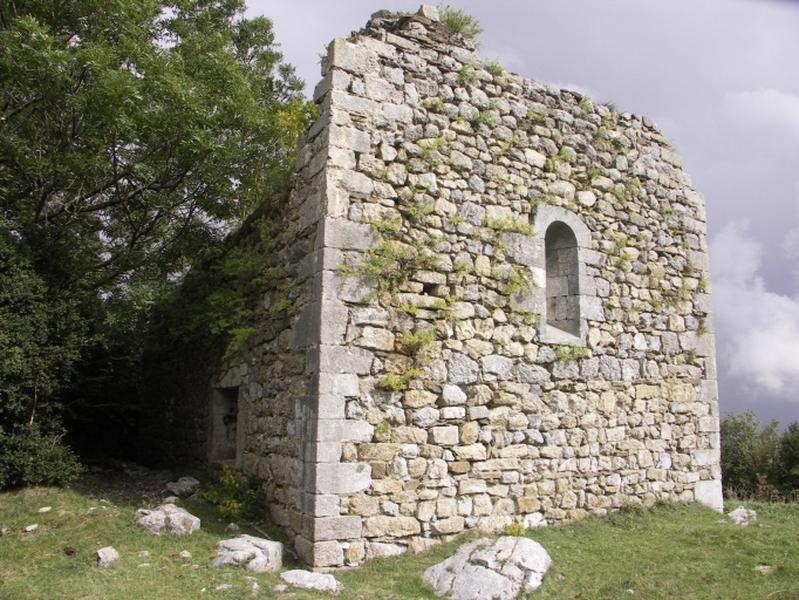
711, 221, 799, 395
782, 181, 799, 282
723, 88, 799, 142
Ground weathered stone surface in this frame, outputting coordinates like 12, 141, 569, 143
363, 516, 421, 537
165, 476, 200, 498
423, 536, 552, 599
211, 535, 283, 572
136, 504, 200, 536
281, 569, 342, 593
154, 5, 722, 570
727, 506, 757, 527
97, 546, 119, 568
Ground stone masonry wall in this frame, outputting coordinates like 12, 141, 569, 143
165, 5, 724, 569
294, 6, 723, 567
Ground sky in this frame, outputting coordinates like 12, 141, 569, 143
248, 0, 799, 426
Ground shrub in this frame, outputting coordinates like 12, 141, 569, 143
439, 5, 483, 44
201, 464, 264, 521
0, 426, 83, 489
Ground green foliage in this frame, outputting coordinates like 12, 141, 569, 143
485, 217, 535, 237
578, 97, 594, 115
485, 62, 504, 77
504, 521, 526, 536
397, 330, 438, 354
528, 107, 550, 124
780, 423, 799, 490
345, 238, 438, 297
201, 465, 263, 521
0, 425, 83, 489
457, 64, 477, 86
448, 214, 465, 226
398, 303, 420, 317
439, 5, 483, 43
368, 214, 403, 236
418, 137, 448, 160
0, 232, 87, 436
377, 370, 423, 392
423, 96, 444, 112
0, 0, 315, 459
720, 412, 781, 496
496, 264, 536, 296
405, 201, 436, 222
474, 108, 497, 126
555, 345, 591, 361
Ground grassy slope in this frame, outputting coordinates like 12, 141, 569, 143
0, 485, 797, 600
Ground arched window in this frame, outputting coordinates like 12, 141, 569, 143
545, 221, 580, 336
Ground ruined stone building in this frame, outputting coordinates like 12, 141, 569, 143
147, 6, 723, 568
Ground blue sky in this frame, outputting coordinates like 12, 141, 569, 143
249, 0, 799, 425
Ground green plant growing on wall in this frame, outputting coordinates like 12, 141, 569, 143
453, 258, 472, 276
398, 303, 420, 317
397, 330, 438, 354
405, 201, 436, 222
485, 216, 535, 237
698, 319, 709, 336
528, 107, 550, 124
368, 214, 403, 236
474, 108, 497, 126
458, 64, 478, 86
423, 97, 444, 111
448, 214, 465, 226
495, 264, 536, 296
439, 5, 484, 43
377, 369, 423, 392
485, 62, 504, 77
419, 137, 448, 160
555, 345, 591, 361
579, 97, 594, 115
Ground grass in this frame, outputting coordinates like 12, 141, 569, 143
1, 478, 798, 599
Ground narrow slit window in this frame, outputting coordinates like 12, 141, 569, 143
210, 387, 239, 463
545, 221, 580, 336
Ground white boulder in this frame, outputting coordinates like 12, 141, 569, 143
211, 535, 283, 573
727, 506, 757, 526
165, 476, 200, 497
423, 536, 552, 600
280, 569, 342, 594
97, 546, 119, 567
135, 503, 200, 536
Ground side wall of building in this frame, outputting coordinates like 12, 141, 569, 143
301, 10, 722, 566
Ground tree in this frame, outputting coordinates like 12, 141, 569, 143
0, 0, 315, 477
720, 412, 781, 496
779, 422, 799, 490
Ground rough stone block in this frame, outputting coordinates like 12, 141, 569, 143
431, 426, 460, 446
328, 38, 378, 75
313, 516, 363, 541
314, 462, 372, 495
